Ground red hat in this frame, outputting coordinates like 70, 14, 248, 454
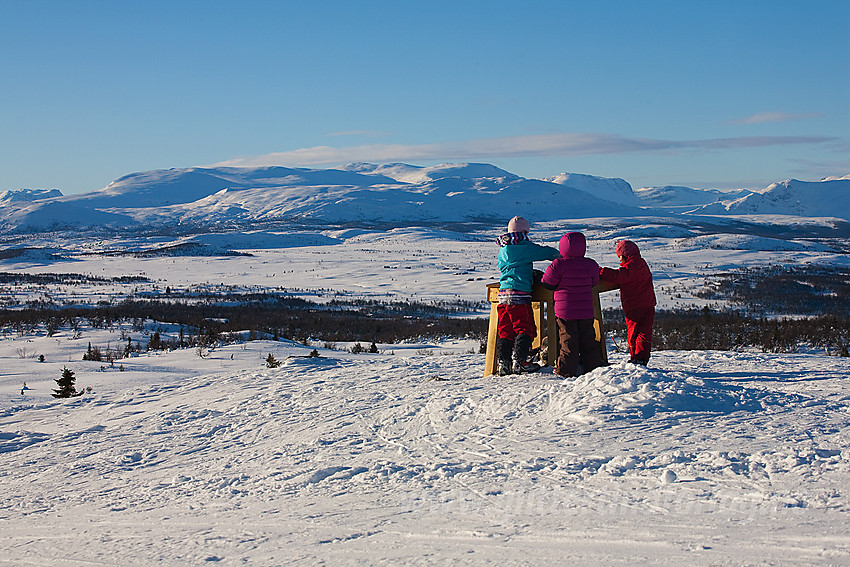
615, 240, 640, 258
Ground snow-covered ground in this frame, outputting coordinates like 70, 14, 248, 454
3, 224, 849, 313
2, 224, 850, 564
1, 326, 849, 565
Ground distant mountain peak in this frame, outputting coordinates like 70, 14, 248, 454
344, 162, 520, 184
696, 177, 850, 219
543, 172, 640, 206
821, 174, 850, 182
0, 188, 63, 204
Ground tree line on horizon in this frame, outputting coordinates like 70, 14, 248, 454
2, 297, 848, 358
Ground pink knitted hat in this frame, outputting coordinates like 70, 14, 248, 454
507, 216, 530, 233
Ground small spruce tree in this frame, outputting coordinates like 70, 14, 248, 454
148, 331, 163, 351
266, 353, 281, 368
53, 366, 83, 398
83, 342, 103, 361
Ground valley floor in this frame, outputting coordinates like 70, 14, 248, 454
1, 331, 849, 565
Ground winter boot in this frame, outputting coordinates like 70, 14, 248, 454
496, 338, 515, 376
515, 360, 541, 374
514, 334, 540, 374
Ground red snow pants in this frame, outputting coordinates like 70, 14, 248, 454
497, 303, 537, 340
625, 306, 655, 361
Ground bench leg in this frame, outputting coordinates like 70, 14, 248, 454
592, 289, 608, 364
531, 301, 543, 351
545, 300, 558, 366
484, 302, 499, 376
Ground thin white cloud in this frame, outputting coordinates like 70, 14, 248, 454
729, 112, 820, 124
214, 132, 836, 168
327, 130, 390, 137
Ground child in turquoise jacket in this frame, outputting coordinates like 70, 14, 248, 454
496, 216, 560, 375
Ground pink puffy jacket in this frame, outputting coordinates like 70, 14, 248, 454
541, 232, 600, 320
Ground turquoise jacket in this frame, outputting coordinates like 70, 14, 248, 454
498, 240, 560, 292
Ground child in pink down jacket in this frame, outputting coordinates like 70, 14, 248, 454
540, 232, 606, 377
599, 240, 656, 366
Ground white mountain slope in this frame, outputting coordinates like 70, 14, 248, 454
151, 176, 641, 226
345, 162, 522, 184
697, 177, 850, 218
0, 188, 63, 204
0, 164, 644, 231
0, 200, 138, 229
64, 166, 400, 209
545, 172, 642, 206
635, 185, 752, 209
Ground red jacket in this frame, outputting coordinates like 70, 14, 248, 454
600, 255, 656, 315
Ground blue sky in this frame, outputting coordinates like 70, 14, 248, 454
2, 0, 848, 195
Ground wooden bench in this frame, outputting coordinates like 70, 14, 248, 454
484, 281, 618, 376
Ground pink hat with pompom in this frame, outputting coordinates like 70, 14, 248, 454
507, 216, 530, 233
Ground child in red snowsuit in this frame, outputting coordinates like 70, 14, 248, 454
599, 240, 656, 366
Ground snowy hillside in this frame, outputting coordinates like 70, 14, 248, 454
635, 185, 752, 211
1, 200, 137, 230
67, 166, 399, 208
1, 325, 849, 565
0, 188, 62, 204
345, 162, 521, 184
545, 172, 641, 206
697, 176, 850, 219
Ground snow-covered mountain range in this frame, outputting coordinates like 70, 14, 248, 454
696, 175, 850, 218
1, 164, 848, 232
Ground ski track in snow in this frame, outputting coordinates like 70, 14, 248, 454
1, 335, 849, 565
